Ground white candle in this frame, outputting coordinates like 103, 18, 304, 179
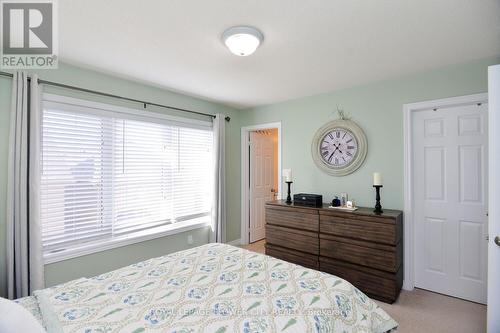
282, 169, 293, 182
373, 172, 382, 186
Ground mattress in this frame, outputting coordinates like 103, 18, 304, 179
17, 243, 398, 332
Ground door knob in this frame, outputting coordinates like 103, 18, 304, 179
495, 236, 500, 247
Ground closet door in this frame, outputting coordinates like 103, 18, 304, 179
413, 102, 488, 304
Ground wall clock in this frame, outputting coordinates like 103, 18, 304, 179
311, 115, 367, 176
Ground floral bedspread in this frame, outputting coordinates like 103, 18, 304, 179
20, 243, 398, 332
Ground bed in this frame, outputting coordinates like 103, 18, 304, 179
15, 243, 398, 332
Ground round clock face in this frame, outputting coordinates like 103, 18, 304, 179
320, 128, 358, 167
311, 119, 367, 176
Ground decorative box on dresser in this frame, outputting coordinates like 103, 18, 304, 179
265, 200, 403, 303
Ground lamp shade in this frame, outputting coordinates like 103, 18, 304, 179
222, 26, 263, 56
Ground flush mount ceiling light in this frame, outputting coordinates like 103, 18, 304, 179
222, 26, 263, 56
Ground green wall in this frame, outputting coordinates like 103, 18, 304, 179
237, 57, 499, 232
0, 63, 241, 296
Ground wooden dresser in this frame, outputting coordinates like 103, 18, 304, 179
265, 200, 403, 303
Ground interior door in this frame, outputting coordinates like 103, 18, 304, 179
413, 102, 488, 304
249, 131, 274, 243
488, 65, 500, 331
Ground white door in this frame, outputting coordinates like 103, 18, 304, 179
249, 131, 275, 243
413, 102, 488, 304
488, 65, 500, 331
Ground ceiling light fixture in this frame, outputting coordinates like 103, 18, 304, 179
222, 26, 263, 56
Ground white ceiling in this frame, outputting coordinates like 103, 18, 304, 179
59, 0, 500, 108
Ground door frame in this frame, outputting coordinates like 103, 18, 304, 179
241, 122, 282, 245
403, 93, 488, 291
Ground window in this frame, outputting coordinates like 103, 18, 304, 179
40, 94, 213, 260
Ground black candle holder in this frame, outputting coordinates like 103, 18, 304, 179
373, 185, 383, 214
285, 181, 293, 204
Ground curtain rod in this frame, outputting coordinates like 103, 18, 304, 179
0, 71, 230, 122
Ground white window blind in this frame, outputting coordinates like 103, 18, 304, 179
40, 95, 213, 256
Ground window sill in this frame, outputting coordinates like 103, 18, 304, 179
43, 218, 211, 265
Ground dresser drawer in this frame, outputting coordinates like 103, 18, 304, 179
320, 234, 401, 272
267, 225, 318, 255
266, 206, 319, 232
320, 215, 397, 245
320, 257, 402, 303
266, 244, 318, 269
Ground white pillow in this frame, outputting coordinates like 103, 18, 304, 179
0, 297, 46, 333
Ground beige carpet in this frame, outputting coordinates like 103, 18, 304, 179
376, 289, 486, 333
241, 240, 487, 333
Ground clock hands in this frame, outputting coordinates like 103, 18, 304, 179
324, 139, 355, 165
333, 143, 343, 154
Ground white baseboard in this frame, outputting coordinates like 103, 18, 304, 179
226, 238, 241, 246
402, 280, 414, 291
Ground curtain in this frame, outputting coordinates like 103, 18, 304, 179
6, 72, 44, 299
210, 114, 226, 243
